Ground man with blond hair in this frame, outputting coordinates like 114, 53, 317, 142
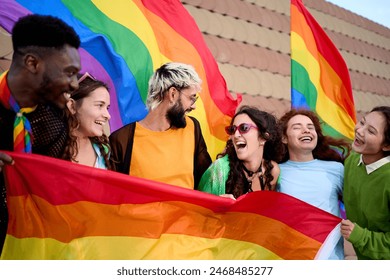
110, 62, 211, 189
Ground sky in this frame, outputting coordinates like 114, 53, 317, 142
326, 0, 390, 28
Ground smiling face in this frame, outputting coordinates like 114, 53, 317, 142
167, 86, 199, 128
231, 113, 265, 163
38, 45, 81, 108
283, 114, 318, 160
353, 111, 390, 164
71, 86, 111, 138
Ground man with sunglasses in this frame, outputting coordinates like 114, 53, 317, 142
110, 62, 211, 190
0, 14, 81, 254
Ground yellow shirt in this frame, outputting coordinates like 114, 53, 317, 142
131, 117, 195, 189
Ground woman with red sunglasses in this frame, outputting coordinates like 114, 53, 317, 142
198, 106, 283, 199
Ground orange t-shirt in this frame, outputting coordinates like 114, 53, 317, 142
130, 118, 195, 189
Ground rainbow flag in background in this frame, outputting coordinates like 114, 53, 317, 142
1, 152, 341, 260
290, 0, 356, 140
0, 0, 241, 159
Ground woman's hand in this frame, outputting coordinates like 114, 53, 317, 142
341, 219, 355, 239
219, 194, 236, 200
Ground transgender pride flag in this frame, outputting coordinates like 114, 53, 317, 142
0, 0, 241, 159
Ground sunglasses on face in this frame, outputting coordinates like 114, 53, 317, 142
225, 123, 258, 135
175, 87, 199, 105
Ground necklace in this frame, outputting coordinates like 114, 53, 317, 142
242, 162, 265, 191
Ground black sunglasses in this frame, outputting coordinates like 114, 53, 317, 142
225, 123, 258, 135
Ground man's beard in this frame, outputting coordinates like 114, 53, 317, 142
166, 98, 187, 129
39, 72, 52, 99
39, 73, 67, 109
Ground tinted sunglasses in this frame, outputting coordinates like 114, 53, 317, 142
71, 72, 97, 99
225, 123, 258, 135
77, 72, 96, 83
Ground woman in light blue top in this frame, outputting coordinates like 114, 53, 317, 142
62, 72, 112, 170
277, 109, 351, 259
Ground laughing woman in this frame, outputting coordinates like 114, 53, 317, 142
198, 106, 283, 199
62, 72, 112, 169
277, 109, 351, 259
341, 106, 390, 259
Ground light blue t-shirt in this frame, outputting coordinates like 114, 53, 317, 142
277, 159, 344, 259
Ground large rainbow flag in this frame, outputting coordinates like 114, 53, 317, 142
1, 152, 341, 260
0, 0, 241, 159
290, 0, 356, 140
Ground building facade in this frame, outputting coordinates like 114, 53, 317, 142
182, 0, 390, 120
1, 0, 389, 120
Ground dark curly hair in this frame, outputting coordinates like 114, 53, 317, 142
218, 106, 284, 198
278, 109, 351, 163
62, 74, 112, 170
12, 14, 80, 51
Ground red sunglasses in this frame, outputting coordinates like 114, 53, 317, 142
225, 123, 258, 135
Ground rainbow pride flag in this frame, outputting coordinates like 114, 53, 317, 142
290, 0, 356, 140
1, 152, 341, 260
0, 0, 241, 159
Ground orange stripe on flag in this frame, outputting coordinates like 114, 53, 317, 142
8, 195, 322, 260
2, 152, 341, 260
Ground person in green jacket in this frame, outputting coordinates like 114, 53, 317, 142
198, 106, 283, 199
342, 106, 390, 259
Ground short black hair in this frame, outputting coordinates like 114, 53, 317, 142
12, 14, 80, 52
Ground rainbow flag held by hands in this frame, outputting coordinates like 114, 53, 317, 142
1, 152, 341, 260
0, 0, 241, 159
290, 0, 356, 140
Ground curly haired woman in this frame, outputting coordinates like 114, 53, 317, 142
199, 106, 283, 199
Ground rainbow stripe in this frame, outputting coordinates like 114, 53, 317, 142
0, 0, 241, 159
290, 0, 356, 140
1, 152, 341, 260
0, 71, 33, 153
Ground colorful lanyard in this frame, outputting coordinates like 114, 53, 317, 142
0, 71, 36, 153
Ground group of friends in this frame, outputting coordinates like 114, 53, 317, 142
0, 14, 389, 260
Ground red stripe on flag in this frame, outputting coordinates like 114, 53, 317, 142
4, 152, 341, 248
